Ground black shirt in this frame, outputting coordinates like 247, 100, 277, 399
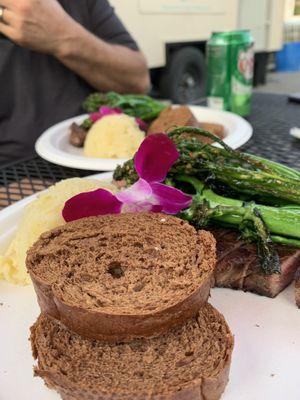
0, 0, 138, 165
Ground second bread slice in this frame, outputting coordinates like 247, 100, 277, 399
26, 212, 216, 342
31, 303, 233, 400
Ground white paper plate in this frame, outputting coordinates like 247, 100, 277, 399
35, 106, 253, 171
1, 173, 299, 400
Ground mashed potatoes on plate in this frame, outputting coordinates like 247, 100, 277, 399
84, 114, 144, 159
0, 178, 117, 286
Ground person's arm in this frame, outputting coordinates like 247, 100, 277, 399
54, 21, 150, 94
0, 0, 150, 94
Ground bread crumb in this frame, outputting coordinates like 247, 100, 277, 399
254, 324, 260, 327
160, 218, 166, 222
270, 374, 275, 377
0, 303, 3, 306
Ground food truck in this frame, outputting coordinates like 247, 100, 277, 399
111, 0, 285, 102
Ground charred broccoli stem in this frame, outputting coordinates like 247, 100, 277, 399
80, 118, 93, 130
113, 127, 300, 273
82, 92, 166, 121
175, 175, 300, 241
177, 176, 281, 274
113, 159, 137, 186
113, 126, 300, 205
167, 127, 300, 205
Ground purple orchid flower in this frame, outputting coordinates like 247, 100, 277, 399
135, 117, 148, 132
89, 106, 122, 123
89, 106, 148, 132
62, 134, 192, 222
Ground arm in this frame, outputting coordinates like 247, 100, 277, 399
0, 0, 150, 94
54, 21, 150, 94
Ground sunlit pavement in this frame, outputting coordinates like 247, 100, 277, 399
254, 71, 300, 95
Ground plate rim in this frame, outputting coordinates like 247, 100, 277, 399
35, 106, 253, 171
0, 172, 112, 241
1, 174, 300, 400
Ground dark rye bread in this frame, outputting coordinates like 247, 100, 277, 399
147, 106, 225, 142
147, 106, 200, 134
30, 303, 234, 400
26, 213, 216, 342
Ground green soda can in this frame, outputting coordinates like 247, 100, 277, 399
206, 30, 254, 116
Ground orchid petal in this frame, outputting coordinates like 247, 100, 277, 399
116, 178, 152, 204
135, 117, 148, 132
116, 179, 164, 213
150, 182, 192, 215
122, 202, 163, 213
99, 106, 122, 116
90, 112, 102, 122
134, 133, 179, 182
89, 107, 122, 123
62, 189, 122, 222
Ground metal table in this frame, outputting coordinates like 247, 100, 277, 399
1, 92, 300, 210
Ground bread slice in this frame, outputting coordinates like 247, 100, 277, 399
30, 303, 233, 400
147, 106, 225, 143
26, 213, 216, 342
147, 106, 200, 134
199, 122, 225, 141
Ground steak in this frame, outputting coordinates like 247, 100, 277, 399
69, 122, 88, 147
295, 268, 300, 308
210, 228, 300, 298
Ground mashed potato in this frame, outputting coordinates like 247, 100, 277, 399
0, 178, 117, 286
84, 114, 144, 159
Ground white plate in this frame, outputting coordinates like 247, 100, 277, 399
1, 173, 299, 400
35, 106, 253, 171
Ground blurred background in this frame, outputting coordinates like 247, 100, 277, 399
111, 0, 300, 103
